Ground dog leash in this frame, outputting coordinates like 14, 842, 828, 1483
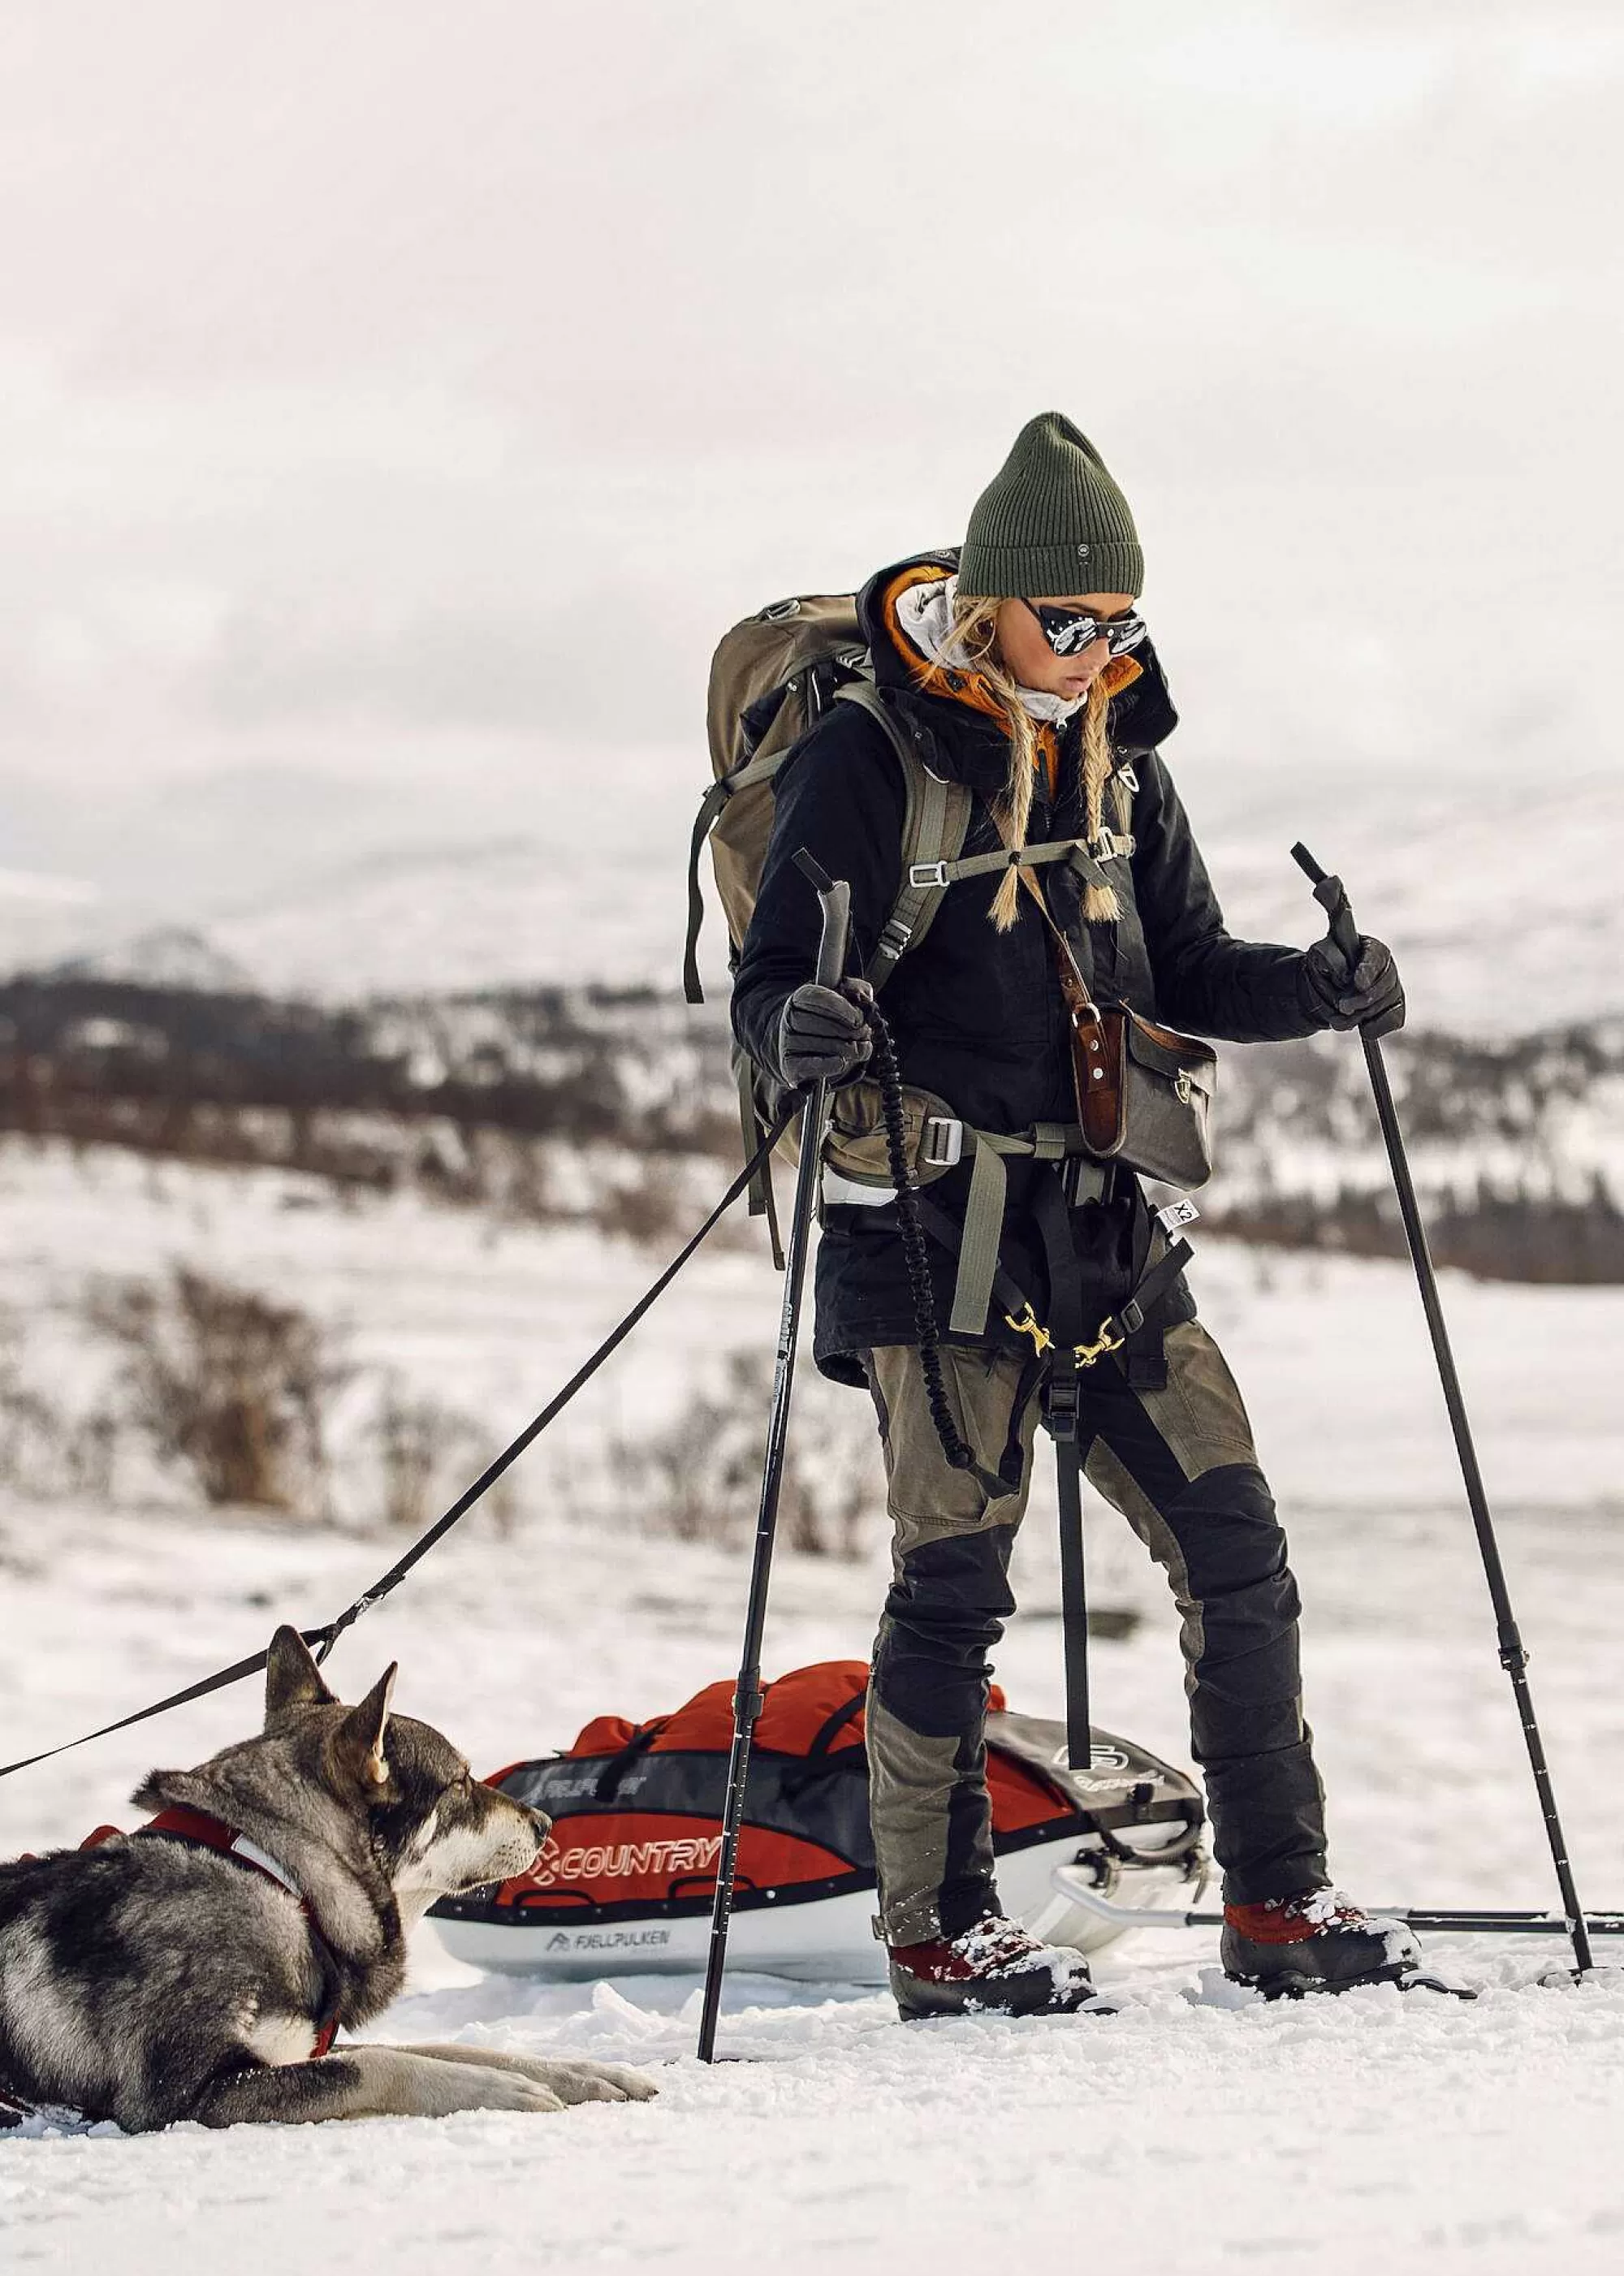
0, 1108, 795, 1782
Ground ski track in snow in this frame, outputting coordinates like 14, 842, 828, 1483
3, 1145, 1624, 2270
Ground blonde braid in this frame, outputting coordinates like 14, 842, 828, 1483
987, 708, 1037, 931
1079, 676, 1121, 923
939, 594, 1039, 933
939, 593, 1121, 930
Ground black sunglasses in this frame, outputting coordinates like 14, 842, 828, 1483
1021, 599, 1148, 661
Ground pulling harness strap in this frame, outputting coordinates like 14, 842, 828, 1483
1035, 1173, 1194, 1771
947, 1121, 1085, 1337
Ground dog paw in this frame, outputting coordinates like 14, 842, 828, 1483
506, 2057, 659, 2105
449, 2069, 568, 2116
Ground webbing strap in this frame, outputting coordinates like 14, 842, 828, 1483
951, 1138, 1012, 1338
870, 842, 1116, 993
947, 1122, 1085, 1337
1056, 1432, 1091, 1769
941, 840, 1115, 893
683, 746, 796, 1004
866, 761, 957, 988
683, 779, 732, 1003
734, 1055, 784, 1266
831, 682, 973, 993
1030, 1168, 1092, 1772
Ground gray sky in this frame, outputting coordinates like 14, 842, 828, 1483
2, 0, 1621, 944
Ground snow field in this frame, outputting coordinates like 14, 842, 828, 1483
3, 1138, 1624, 2270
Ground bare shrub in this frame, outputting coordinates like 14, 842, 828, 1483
369, 1376, 482, 1531
616, 1350, 879, 1559
89, 1268, 347, 1510
0, 1327, 69, 1497
593, 1160, 690, 1248
0, 1323, 117, 1501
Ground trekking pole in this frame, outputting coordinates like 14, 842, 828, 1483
1292, 842, 1598, 1978
697, 849, 852, 2062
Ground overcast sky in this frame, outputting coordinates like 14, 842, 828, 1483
2, 1, 1620, 935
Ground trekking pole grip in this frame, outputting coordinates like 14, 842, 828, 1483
1292, 841, 1362, 976
793, 848, 853, 991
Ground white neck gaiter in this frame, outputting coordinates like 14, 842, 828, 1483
893, 572, 1087, 728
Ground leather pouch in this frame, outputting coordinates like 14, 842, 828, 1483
1069, 1002, 1216, 1189
1032, 881, 1216, 1191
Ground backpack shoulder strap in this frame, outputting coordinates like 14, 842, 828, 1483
834, 681, 973, 992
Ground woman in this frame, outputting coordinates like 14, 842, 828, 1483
732, 412, 1417, 2019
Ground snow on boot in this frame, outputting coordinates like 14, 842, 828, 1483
1221, 1887, 1427, 1997
888, 1915, 1117, 2022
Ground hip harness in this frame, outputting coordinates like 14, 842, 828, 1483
866, 1006, 1194, 1773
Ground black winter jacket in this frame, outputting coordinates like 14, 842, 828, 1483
732, 554, 1324, 1384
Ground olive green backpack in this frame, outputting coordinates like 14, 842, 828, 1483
685, 592, 974, 1008
685, 591, 976, 1246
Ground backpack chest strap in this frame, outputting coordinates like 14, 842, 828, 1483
867, 841, 1116, 988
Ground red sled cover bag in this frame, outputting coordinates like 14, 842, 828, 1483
431, 1661, 1202, 1929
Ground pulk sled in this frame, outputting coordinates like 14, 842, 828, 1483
697, 850, 851, 2062
1293, 844, 1600, 1980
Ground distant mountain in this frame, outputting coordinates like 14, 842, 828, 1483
0, 868, 151, 982
43, 926, 257, 995
209, 836, 689, 1003
4, 760, 1620, 1032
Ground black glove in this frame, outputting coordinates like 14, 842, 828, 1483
774, 976, 874, 1088
1299, 932, 1406, 1039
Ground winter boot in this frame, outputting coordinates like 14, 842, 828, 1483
1221, 1887, 1424, 1997
888, 1915, 1117, 2021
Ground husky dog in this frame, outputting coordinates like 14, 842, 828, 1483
0, 1628, 658, 2130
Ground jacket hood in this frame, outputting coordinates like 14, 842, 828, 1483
855, 547, 1180, 758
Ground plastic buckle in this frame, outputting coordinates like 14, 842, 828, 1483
1045, 1366, 1081, 1439
1091, 828, 1125, 861
908, 860, 952, 890
920, 1116, 964, 1169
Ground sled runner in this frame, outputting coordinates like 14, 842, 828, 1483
430, 1661, 1205, 1983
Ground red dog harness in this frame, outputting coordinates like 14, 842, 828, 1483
123, 1807, 343, 2058
1, 1810, 343, 2126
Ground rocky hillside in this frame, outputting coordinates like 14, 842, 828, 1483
4, 975, 1622, 1282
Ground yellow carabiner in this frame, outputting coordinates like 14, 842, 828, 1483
1004, 1303, 1053, 1356
1073, 1319, 1126, 1368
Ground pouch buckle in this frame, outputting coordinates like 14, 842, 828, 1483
1174, 1070, 1193, 1105
908, 860, 952, 890
920, 1116, 964, 1168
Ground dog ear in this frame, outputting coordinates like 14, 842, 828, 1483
334, 1664, 398, 1790
265, 1626, 336, 1725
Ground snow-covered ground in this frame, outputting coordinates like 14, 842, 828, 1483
4, 1140, 1624, 2271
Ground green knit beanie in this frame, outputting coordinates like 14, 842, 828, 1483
958, 412, 1143, 599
